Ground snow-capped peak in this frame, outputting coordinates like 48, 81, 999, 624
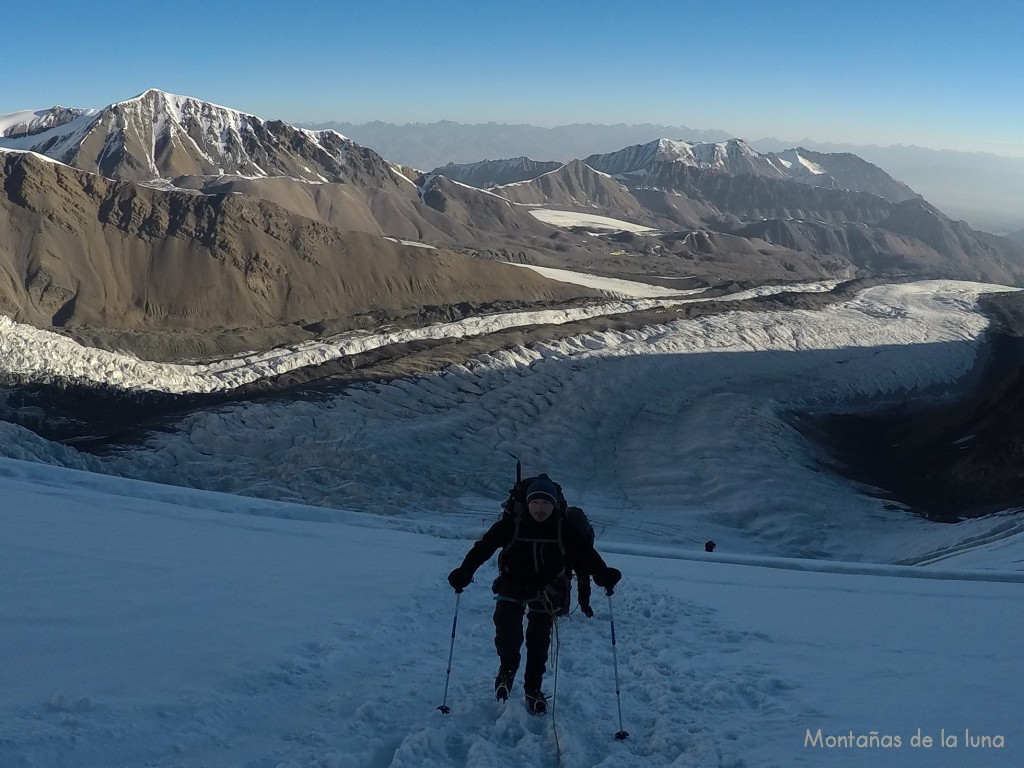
0, 89, 396, 188
116, 88, 259, 120
586, 137, 783, 179
653, 137, 696, 162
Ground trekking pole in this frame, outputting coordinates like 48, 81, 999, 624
437, 592, 461, 714
607, 593, 629, 740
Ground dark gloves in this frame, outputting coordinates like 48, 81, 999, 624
579, 600, 594, 618
593, 567, 622, 596
447, 566, 473, 593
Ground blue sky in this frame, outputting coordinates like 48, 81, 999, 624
6, 0, 1022, 156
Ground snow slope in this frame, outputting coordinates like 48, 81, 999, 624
1, 457, 1021, 767
2, 276, 1023, 766
524, 208, 656, 232
0, 106, 96, 138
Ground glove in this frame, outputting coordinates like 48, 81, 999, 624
594, 567, 622, 596
447, 567, 472, 593
580, 600, 594, 618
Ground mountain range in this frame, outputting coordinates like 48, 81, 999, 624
2, 89, 1023, 362
294, 120, 735, 174
305, 120, 1024, 236
0, 91, 612, 358
435, 140, 1024, 288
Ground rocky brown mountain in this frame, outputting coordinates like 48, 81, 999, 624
0, 151, 601, 359
176, 172, 573, 259
1, 90, 624, 266
489, 160, 656, 223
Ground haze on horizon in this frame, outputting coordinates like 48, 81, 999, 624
6, 0, 1022, 159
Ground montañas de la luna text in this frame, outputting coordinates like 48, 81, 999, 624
805, 728, 1004, 749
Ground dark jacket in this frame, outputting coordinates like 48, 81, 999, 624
457, 510, 609, 601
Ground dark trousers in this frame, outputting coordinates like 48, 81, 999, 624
493, 598, 553, 693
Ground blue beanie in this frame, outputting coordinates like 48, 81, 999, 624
526, 474, 558, 505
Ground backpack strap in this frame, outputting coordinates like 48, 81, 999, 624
499, 510, 567, 575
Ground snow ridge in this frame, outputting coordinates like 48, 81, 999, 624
0, 106, 96, 138
585, 137, 786, 179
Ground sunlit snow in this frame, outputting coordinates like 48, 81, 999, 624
0, 277, 840, 394
525, 208, 656, 232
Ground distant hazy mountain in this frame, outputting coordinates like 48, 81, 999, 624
751, 138, 1024, 235
432, 157, 563, 188
296, 120, 734, 171
1009, 228, 1024, 245
772, 148, 919, 203
582, 138, 918, 203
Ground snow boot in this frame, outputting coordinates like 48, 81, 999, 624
494, 667, 516, 702
525, 689, 547, 715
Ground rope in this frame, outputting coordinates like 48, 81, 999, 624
551, 613, 562, 763
539, 589, 564, 766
